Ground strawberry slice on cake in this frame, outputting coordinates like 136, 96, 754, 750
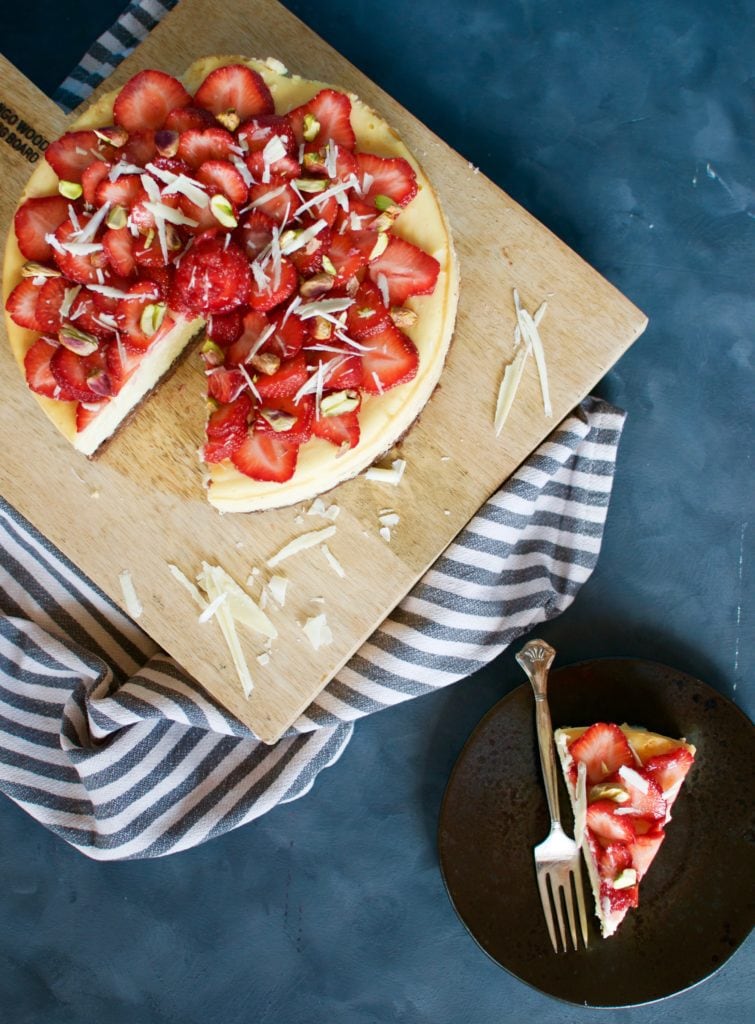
554, 722, 695, 938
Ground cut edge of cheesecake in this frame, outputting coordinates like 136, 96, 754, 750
554, 724, 696, 938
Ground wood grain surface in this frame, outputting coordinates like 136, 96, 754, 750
0, 0, 647, 743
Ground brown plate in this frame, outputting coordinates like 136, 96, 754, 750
437, 658, 755, 1007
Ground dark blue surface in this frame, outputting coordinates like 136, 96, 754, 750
0, 1, 753, 1021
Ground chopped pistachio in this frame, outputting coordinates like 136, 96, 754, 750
105, 205, 128, 230
210, 194, 238, 228
139, 302, 167, 337
94, 126, 128, 147
249, 352, 281, 376
154, 129, 179, 158
588, 783, 630, 804
299, 273, 334, 297
59, 324, 99, 356
86, 368, 112, 397
321, 389, 359, 417
260, 407, 297, 432
302, 151, 322, 171
279, 228, 299, 249
165, 224, 183, 250
200, 338, 225, 367
368, 232, 389, 260
216, 108, 240, 132
295, 178, 328, 193
612, 868, 637, 890
21, 261, 61, 279
302, 113, 320, 142
312, 316, 332, 341
374, 194, 397, 212
390, 306, 418, 329
58, 180, 83, 200
321, 254, 337, 277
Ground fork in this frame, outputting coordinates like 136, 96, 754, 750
516, 639, 589, 953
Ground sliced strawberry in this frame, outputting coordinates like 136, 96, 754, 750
35, 278, 68, 333
288, 224, 332, 276
264, 307, 308, 361
164, 106, 216, 133
196, 160, 248, 204
177, 193, 224, 234
50, 344, 110, 402
172, 237, 252, 315
130, 189, 183, 232
113, 70, 191, 133
585, 801, 637, 847
68, 291, 114, 341
312, 400, 361, 448
24, 337, 75, 399
289, 89, 355, 149
177, 127, 236, 170
134, 231, 171, 270
361, 322, 418, 393
203, 394, 253, 463
224, 309, 272, 366
368, 235, 440, 305
231, 429, 298, 482
103, 227, 137, 277
248, 178, 302, 224
45, 131, 105, 183
643, 748, 695, 796
324, 230, 368, 286
115, 281, 166, 352
302, 141, 358, 184
254, 352, 308, 400
345, 280, 391, 338
95, 174, 143, 209
596, 842, 633, 882
207, 309, 244, 346
206, 367, 247, 404
568, 723, 636, 785
248, 255, 297, 312
603, 881, 639, 913
81, 160, 111, 206
51, 219, 109, 285
356, 152, 418, 208
612, 768, 667, 822
13, 195, 70, 262
121, 131, 157, 166
629, 829, 665, 880
194, 64, 274, 121
238, 113, 296, 155
75, 402, 106, 432
106, 342, 143, 393
235, 210, 275, 260
255, 394, 314, 445
245, 150, 301, 182
6, 279, 43, 330
310, 194, 340, 228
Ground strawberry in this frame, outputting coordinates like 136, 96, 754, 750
50, 345, 111, 402
194, 64, 274, 121
13, 195, 70, 262
287, 223, 332, 276
51, 219, 109, 285
95, 174, 143, 209
172, 237, 252, 315
568, 722, 636, 785
113, 70, 191, 133
629, 830, 665, 880
35, 278, 68, 333
289, 89, 355, 149
265, 307, 308, 361
68, 291, 114, 341
115, 281, 166, 352
643, 748, 695, 796
238, 114, 296, 155
612, 768, 667, 821
360, 322, 419, 393
585, 801, 637, 847
203, 395, 253, 463
596, 842, 633, 881
255, 394, 315, 445
324, 230, 368, 285
248, 178, 302, 224
345, 280, 391, 339
103, 227, 137, 277
134, 231, 171, 270
368, 235, 440, 305
177, 127, 236, 169
75, 402, 105, 432
604, 882, 639, 913
196, 160, 248, 204
24, 337, 76, 399
121, 131, 157, 166
356, 152, 418, 208
235, 210, 275, 260
45, 131, 106, 183
177, 193, 224, 234
164, 106, 216, 133
245, 150, 301, 181
206, 367, 247, 404
303, 142, 358, 183
231, 429, 299, 482
224, 309, 272, 366
248, 256, 298, 312
254, 352, 308, 400
207, 309, 244, 346
312, 401, 361, 448
106, 343, 143, 393
6, 279, 43, 330
81, 160, 111, 206
312, 345, 364, 389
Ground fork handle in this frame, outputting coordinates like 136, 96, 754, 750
516, 640, 561, 825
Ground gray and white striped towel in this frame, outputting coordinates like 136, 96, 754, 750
0, 397, 626, 859
2, 6, 627, 859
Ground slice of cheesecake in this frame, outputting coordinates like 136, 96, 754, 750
555, 722, 695, 938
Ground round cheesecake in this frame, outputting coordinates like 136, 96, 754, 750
3, 56, 459, 512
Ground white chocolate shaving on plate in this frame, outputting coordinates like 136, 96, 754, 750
266, 575, 289, 607
365, 458, 406, 485
266, 526, 337, 567
495, 294, 550, 436
321, 544, 346, 578
302, 613, 333, 651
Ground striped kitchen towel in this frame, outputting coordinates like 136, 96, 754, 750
0, 397, 626, 859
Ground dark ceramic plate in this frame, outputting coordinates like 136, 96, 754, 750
438, 659, 755, 1007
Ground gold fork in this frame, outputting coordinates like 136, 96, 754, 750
516, 639, 589, 953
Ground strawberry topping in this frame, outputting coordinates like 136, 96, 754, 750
194, 64, 274, 121
13, 195, 70, 262
231, 430, 299, 482
568, 722, 636, 785
172, 238, 252, 315
113, 70, 192, 133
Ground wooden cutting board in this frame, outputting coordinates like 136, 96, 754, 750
0, 0, 646, 743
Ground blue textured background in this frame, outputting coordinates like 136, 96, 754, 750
0, 0, 753, 1020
